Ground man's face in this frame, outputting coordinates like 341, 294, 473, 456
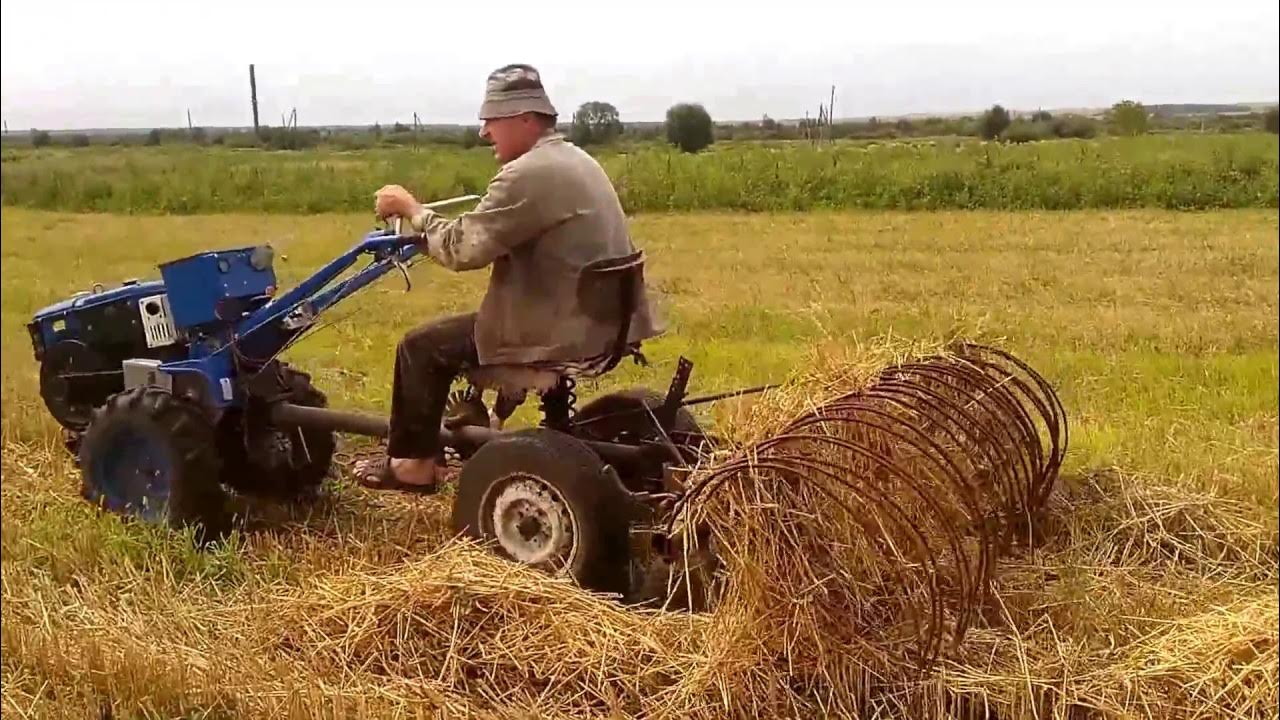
480, 114, 544, 164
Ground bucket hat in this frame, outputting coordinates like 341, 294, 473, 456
479, 63, 558, 120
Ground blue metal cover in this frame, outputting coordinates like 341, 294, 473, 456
31, 280, 167, 321
158, 246, 276, 329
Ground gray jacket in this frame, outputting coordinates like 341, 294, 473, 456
411, 131, 663, 365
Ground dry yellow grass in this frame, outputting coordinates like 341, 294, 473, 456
2, 386, 1274, 719
2, 208, 1276, 718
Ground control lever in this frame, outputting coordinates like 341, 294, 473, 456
380, 193, 480, 236
383, 194, 482, 291
393, 256, 412, 292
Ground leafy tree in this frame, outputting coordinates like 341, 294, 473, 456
1000, 121, 1051, 143
262, 126, 319, 151
570, 101, 624, 146
665, 103, 714, 153
461, 127, 481, 149
145, 128, 162, 146
1265, 107, 1279, 134
1051, 115, 1098, 139
67, 133, 91, 148
1109, 100, 1149, 136
1031, 109, 1053, 122
30, 129, 51, 147
979, 104, 1012, 140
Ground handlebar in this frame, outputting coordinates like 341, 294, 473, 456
390, 193, 482, 236
424, 194, 482, 210
236, 192, 483, 343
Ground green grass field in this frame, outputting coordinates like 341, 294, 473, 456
1, 140, 1278, 717
4, 207, 1276, 509
3, 133, 1277, 214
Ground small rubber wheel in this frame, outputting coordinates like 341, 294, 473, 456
78, 386, 230, 540
451, 428, 633, 595
217, 365, 336, 501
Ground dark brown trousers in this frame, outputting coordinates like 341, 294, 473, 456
388, 313, 478, 459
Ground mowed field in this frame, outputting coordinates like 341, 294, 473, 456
2, 154, 1279, 716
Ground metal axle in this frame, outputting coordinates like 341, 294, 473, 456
268, 402, 660, 471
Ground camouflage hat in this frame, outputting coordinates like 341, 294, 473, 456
478, 63, 558, 120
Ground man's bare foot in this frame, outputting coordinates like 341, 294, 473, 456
389, 457, 440, 485
354, 456, 443, 494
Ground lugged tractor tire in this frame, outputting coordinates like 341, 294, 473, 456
63, 428, 84, 467
77, 386, 230, 540
573, 387, 708, 475
217, 365, 336, 502
451, 428, 633, 596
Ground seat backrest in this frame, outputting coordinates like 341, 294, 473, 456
577, 250, 645, 326
576, 249, 646, 371
463, 251, 647, 397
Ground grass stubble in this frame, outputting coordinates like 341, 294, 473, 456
1, 207, 1276, 719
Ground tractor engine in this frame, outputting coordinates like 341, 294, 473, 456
28, 245, 278, 433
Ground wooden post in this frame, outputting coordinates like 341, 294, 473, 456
830, 86, 838, 143
249, 64, 260, 136
828, 85, 836, 142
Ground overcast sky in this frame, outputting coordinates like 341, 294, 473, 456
2, 0, 1277, 130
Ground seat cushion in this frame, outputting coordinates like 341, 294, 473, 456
462, 353, 616, 398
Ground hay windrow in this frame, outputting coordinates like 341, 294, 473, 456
2, 341, 1277, 719
1048, 468, 1280, 581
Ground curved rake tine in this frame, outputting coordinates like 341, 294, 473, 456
669, 344, 1068, 673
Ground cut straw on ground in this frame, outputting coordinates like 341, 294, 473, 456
2, 342, 1276, 719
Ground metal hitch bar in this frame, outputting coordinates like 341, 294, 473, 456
268, 402, 660, 471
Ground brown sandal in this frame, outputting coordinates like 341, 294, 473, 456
353, 457, 440, 495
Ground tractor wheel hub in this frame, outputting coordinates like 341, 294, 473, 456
490, 475, 575, 569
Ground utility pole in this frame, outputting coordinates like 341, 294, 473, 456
187, 109, 193, 130
249, 64, 260, 136
828, 85, 836, 143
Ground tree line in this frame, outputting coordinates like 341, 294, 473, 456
12, 101, 1279, 153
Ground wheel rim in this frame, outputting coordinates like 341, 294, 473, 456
482, 473, 578, 572
90, 423, 174, 523
260, 427, 296, 469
